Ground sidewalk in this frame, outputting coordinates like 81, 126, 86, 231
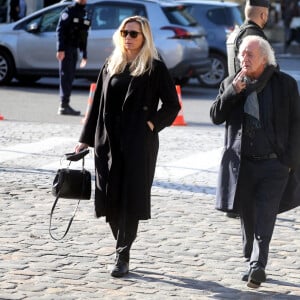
0, 120, 300, 299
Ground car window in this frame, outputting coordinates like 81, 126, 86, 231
39, 7, 64, 32
207, 8, 228, 26
15, 6, 66, 32
91, 4, 146, 30
229, 7, 243, 26
162, 5, 198, 26
206, 7, 242, 27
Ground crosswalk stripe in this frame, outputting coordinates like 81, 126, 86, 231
0, 137, 75, 163
0, 137, 222, 180
155, 147, 222, 179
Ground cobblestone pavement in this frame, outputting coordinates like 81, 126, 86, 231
0, 120, 300, 300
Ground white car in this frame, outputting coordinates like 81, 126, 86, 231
0, 0, 210, 85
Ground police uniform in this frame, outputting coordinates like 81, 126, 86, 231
226, 0, 269, 76
56, 1, 91, 115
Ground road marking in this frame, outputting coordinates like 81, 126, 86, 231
0, 137, 222, 180
42, 156, 94, 171
155, 147, 222, 179
0, 137, 74, 163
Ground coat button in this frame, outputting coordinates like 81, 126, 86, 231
143, 106, 148, 111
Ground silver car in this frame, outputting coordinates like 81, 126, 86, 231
0, 0, 210, 85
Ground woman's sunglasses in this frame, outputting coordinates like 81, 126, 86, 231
120, 30, 141, 38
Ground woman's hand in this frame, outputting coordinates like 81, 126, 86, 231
75, 143, 89, 153
147, 121, 154, 131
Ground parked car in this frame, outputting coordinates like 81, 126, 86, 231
178, 0, 243, 88
0, 0, 210, 85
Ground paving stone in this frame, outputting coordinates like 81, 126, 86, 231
0, 121, 300, 298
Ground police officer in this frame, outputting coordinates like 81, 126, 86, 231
56, 0, 91, 115
10, 0, 20, 22
226, 0, 269, 77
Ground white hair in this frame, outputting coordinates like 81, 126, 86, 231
238, 35, 276, 66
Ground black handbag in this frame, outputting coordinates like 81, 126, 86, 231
49, 149, 91, 240
52, 168, 91, 200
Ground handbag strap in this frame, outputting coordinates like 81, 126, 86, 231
49, 155, 88, 241
49, 192, 81, 241
49, 168, 81, 241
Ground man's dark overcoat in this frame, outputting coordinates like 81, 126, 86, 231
210, 67, 300, 214
79, 59, 180, 220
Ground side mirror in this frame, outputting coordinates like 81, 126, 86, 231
27, 22, 39, 33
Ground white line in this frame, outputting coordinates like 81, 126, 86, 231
0, 137, 222, 180
155, 147, 222, 179
42, 156, 94, 171
0, 137, 75, 163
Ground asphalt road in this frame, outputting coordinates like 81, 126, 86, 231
1, 55, 299, 126
0, 77, 217, 126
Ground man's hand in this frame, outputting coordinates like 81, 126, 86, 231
232, 70, 247, 94
80, 58, 87, 68
56, 51, 65, 61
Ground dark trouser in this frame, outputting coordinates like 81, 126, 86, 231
237, 158, 289, 268
59, 47, 78, 105
109, 217, 139, 263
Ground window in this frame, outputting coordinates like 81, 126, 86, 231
39, 7, 64, 32
207, 7, 242, 27
91, 4, 146, 30
163, 5, 198, 26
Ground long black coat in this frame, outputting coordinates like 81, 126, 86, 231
210, 68, 300, 213
79, 59, 180, 220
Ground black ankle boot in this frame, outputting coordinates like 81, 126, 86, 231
247, 265, 266, 288
111, 258, 129, 278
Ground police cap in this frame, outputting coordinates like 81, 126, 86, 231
248, 0, 269, 8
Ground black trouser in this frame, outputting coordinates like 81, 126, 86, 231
109, 217, 139, 263
59, 47, 78, 105
237, 158, 289, 268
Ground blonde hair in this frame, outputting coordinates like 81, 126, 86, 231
107, 16, 159, 76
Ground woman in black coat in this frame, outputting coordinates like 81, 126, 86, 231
75, 16, 180, 277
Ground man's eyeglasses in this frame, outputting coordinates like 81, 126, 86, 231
120, 30, 142, 38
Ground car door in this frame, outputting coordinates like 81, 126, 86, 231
17, 6, 64, 71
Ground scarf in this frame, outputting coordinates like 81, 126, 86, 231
243, 65, 276, 126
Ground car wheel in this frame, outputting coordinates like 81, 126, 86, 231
0, 49, 15, 85
198, 53, 227, 88
16, 75, 41, 84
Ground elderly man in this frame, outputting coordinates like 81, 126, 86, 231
211, 35, 300, 288
225, 0, 270, 219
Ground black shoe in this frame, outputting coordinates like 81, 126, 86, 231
225, 212, 239, 219
111, 260, 129, 278
247, 266, 266, 288
58, 104, 81, 116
